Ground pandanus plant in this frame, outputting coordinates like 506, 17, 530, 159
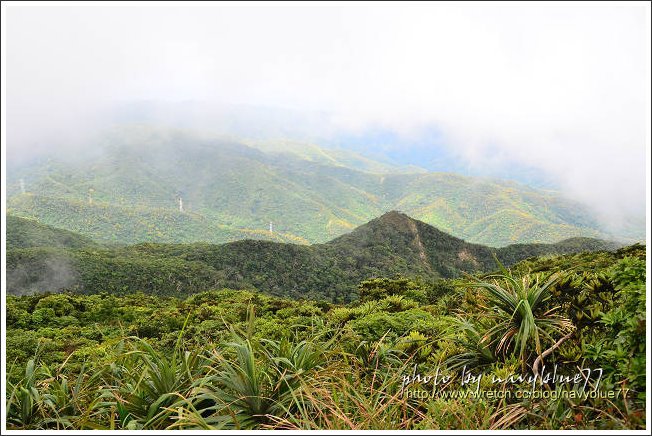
470, 259, 575, 371
175, 305, 334, 429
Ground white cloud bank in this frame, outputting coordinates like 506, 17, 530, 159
4, 3, 650, 229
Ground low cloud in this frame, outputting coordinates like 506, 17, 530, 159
7, 254, 79, 295
4, 4, 649, 229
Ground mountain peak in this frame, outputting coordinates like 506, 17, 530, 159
328, 210, 453, 255
371, 210, 449, 239
375, 210, 412, 226
345, 210, 425, 239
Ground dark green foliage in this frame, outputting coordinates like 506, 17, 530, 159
590, 256, 646, 401
357, 277, 427, 302
6, 211, 619, 302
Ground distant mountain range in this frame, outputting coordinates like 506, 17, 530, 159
99, 101, 564, 188
6, 126, 641, 248
6, 212, 621, 301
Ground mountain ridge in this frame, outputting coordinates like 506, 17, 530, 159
7, 127, 636, 247
6, 211, 621, 301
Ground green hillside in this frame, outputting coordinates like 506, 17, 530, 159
6, 127, 632, 247
6, 215, 98, 249
6, 211, 619, 301
245, 138, 428, 174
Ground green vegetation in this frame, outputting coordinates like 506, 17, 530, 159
8, 126, 636, 247
7, 212, 619, 301
6, 215, 98, 250
468, 265, 573, 369
5, 244, 646, 429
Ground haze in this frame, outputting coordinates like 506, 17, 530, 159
4, 3, 649, 232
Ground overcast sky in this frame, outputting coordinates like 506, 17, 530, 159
4, 3, 650, 228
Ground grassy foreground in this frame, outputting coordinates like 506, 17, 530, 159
5, 245, 646, 430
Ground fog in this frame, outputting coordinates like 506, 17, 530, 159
4, 3, 649, 231
7, 254, 79, 295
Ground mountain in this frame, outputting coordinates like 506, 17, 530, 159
6, 211, 620, 301
244, 139, 428, 174
6, 126, 636, 247
102, 101, 558, 187
6, 215, 98, 249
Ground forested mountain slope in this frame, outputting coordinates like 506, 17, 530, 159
7, 127, 629, 247
6, 212, 620, 301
